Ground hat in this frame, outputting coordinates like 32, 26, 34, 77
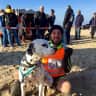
49, 25, 63, 35
5, 5, 13, 13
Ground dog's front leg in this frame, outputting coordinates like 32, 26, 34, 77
19, 69, 25, 96
21, 82, 25, 96
39, 83, 45, 96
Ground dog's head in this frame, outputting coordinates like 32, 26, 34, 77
21, 39, 55, 66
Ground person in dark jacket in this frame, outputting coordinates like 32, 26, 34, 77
0, 9, 7, 47
89, 12, 96, 39
75, 10, 84, 40
34, 5, 47, 39
21, 13, 36, 41
48, 9, 56, 27
63, 5, 74, 44
5, 5, 21, 48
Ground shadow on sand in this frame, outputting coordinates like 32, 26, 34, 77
0, 47, 96, 95
71, 36, 96, 45
0, 51, 25, 65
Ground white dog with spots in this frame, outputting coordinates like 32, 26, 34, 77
19, 39, 55, 96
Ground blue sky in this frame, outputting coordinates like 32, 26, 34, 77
0, 0, 96, 25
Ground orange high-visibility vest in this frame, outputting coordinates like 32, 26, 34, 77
41, 48, 65, 78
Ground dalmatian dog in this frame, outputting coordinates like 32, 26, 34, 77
19, 39, 55, 96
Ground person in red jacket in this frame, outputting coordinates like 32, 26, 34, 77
43, 25, 73, 94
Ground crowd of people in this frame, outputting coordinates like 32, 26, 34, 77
0, 4, 96, 49
0, 5, 56, 49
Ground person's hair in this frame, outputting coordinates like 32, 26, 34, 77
51, 9, 55, 13
6, 4, 11, 9
49, 25, 63, 35
67, 5, 71, 9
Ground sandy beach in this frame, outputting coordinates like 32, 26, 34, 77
0, 28, 96, 96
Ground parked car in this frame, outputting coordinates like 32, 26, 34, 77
81, 24, 90, 29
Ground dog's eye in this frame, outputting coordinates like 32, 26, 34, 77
42, 44, 48, 48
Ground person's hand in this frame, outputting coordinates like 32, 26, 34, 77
57, 79, 71, 94
0, 31, 3, 37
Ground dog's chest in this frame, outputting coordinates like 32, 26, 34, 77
23, 65, 53, 87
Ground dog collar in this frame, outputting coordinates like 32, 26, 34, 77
19, 65, 36, 78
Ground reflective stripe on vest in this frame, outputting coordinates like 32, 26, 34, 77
43, 64, 65, 77
42, 48, 65, 78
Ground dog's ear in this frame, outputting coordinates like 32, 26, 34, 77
27, 43, 35, 55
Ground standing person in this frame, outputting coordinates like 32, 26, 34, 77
34, 5, 47, 38
0, 9, 7, 47
48, 9, 56, 28
17, 13, 23, 42
21, 13, 27, 43
44, 9, 56, 40
5, 5, 21, 48
75, 10, 84, 40
43, 25, 73, 95
89, 12, 96, 39
63, 5, 74, 44
28, 13, 36, 40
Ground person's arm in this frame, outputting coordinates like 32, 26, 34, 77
82, 15, 84, 23
63, 11, 69, 28
65, 47, 73, 57
89, 18, 93, 25
63, 47, 73, 73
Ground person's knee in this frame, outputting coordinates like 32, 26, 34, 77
56, 79, 71, 94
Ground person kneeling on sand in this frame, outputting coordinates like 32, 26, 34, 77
43, 25, 73, 94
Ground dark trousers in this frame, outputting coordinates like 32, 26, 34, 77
75, 27, 81, 39
65, 27, 71, 44
90, 26, 96, 38
36, 29, 45, 39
